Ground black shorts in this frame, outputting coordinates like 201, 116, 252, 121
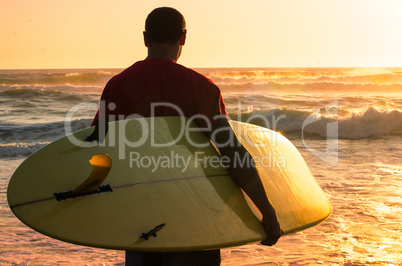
125, 250, 221, 266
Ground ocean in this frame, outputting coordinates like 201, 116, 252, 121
0, 67, 401, 265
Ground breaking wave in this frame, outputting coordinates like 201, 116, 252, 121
1, 107, 401, 158
229, 106, 402, 140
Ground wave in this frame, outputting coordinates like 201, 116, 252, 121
0, 142, 50, 158
1, 68, 402, 99
0, 119, 91, 143
0, 83, 103, 94
0, 119, 91, 158
218, 81, 402, 93
0, 69, 118, 87
202, 67, 402, 85
0, 87, 100, 103
196, 67, 402, 93
2, 107, 401, 158
229, 107, 402, 140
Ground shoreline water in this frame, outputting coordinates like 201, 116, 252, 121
1, 138, 400, 265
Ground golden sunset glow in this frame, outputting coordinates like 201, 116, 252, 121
1, 0, 402, 69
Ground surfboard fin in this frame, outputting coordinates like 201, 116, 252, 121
140, 223, 166, 240
54, 154, 113, 201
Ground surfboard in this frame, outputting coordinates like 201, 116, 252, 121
7, 117, 331, 251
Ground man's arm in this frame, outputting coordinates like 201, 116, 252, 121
207, 117, 283, 246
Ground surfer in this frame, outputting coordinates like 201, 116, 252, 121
92, 7, 283, 266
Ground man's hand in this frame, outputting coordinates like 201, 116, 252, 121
260, 213, 284, 246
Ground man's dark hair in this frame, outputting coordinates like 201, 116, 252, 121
145, 7, 186, 45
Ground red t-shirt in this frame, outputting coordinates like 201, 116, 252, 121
92, 59, 227, 129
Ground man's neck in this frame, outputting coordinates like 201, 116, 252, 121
146, 43, 182, 62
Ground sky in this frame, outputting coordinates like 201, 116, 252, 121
1, 0, 402, 69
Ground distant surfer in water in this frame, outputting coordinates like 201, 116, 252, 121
92, 7, 283, 266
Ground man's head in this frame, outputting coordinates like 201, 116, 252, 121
144, 7, 186, 46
